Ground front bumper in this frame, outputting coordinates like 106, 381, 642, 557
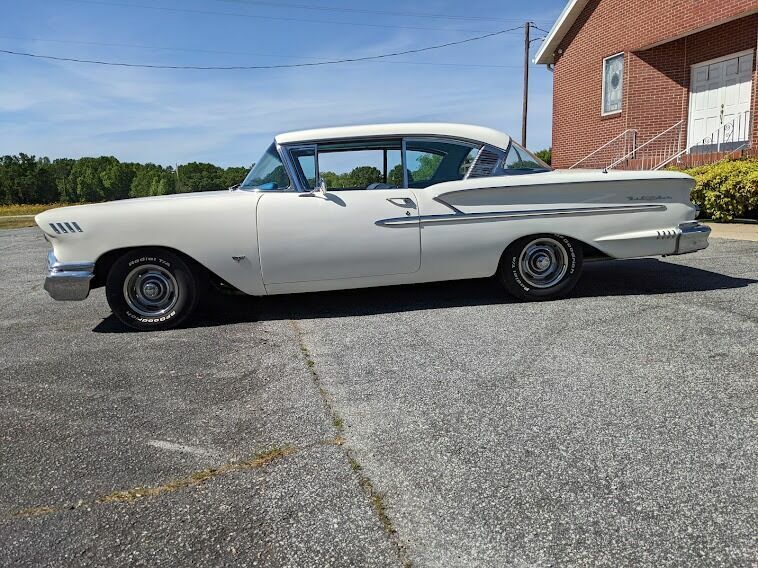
672, 221, 711, 255
44, 251, 95, 301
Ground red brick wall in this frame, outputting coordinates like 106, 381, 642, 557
551, 0, 758, 168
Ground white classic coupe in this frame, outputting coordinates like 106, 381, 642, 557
37, 123, 710, 330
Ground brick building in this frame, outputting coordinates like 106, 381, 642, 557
534, 0, 758, 169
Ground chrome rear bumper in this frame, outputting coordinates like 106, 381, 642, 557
673, 221, 711, 255
44, 251, 95, 301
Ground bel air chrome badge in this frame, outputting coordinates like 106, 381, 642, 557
627, 195, 672, 201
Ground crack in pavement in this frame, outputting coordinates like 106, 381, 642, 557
10, 440, 343, 519
290, 319, 412, 568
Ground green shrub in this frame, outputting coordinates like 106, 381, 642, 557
535, 148, 552, 165
681, 159, 758, 221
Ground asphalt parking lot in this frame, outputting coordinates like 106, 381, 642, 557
1, 226, 756, 567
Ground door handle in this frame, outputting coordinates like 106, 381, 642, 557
387, 197, 416, 208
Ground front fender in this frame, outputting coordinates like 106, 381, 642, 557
35, 191, 266, 296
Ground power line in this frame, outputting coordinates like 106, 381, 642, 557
56, 0, 509, 34
530, 24, 553, 35
0, 26, 524, 70
0, 35, 533, 69
215, 0, 554, 24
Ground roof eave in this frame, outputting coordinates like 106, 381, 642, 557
533, 0, 591, 65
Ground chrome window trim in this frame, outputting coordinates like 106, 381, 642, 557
278, 134, 501, 193
282, 133, 505, 153
401, 138, 408, 189
287, 138, 409, 191
280, 143, 317, 192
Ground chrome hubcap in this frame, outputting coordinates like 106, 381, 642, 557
123, 264, 178, 317
518, 237, 569, 289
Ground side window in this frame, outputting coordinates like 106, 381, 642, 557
467, 142, 551, 178
289, 146, 317, 189
501, 142, 551, 174
404, 139, 480, 189
316, 140, 402, 191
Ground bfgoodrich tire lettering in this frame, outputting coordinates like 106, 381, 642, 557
105, 248, 200, 331
498, 234, 583, 301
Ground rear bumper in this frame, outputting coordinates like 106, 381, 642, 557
44, 251, 95, 301
673, 221, 711, 255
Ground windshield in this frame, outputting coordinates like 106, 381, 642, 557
240, 142, 291, 190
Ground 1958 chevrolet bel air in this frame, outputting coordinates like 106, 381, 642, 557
36, 123, 710, 330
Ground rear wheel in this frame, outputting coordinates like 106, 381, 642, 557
105, 248, 200, 331
498, 234, 583, 301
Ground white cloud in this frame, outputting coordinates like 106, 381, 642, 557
0, 27, 554, 165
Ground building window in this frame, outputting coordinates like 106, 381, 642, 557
602, 53, 624, 115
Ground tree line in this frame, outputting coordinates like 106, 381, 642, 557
0, 148, 552, 205
0, 154, 249, 205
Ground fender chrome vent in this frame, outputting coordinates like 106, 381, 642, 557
656, 229, 677, 239
467, 148, 501, 178
49, 222, 83, 234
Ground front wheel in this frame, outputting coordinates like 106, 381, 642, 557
498, 235, 583, 301
105, 248, 200, 331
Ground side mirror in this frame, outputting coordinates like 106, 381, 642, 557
300, 178, 327, 197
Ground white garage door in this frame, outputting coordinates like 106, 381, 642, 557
688, 50, 753, 150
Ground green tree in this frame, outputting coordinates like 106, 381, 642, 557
411, 153, 443, 182
346, 166, 382, 188
221, 166, 249, 188
51, 158, 75, 202
535, 148, 552, 165
100, 160, 134, 200
177, 162, 225, 193
320, 171, 340, 189
388, 164, 406, 187
0, 154, 58, 204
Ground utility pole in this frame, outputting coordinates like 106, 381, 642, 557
521, 21, 530, 148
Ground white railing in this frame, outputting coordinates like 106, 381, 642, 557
608, 120, 684, 170
655, 111, 752, 169
569, 129, 637, 169
608, 121, 684, 170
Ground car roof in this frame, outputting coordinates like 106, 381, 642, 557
275, 123, 511, 151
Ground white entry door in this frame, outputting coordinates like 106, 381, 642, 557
257, 189, 420, 285
688, 51, 753, 149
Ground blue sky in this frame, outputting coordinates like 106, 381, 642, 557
0, 0, 565, 167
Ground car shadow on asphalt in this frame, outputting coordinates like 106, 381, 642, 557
92, 258, 757, 332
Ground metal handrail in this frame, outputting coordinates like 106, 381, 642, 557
569, 129, 637, 169
607, 121, 683, 170
653, 111, 751, 170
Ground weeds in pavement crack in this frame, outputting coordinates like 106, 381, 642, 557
12, 446, 296, 518
290, 320, 411, 567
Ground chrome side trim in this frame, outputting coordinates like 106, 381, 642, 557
44, 251, 95, 301
435, 178, 681, 201
376, 204, 667, 226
